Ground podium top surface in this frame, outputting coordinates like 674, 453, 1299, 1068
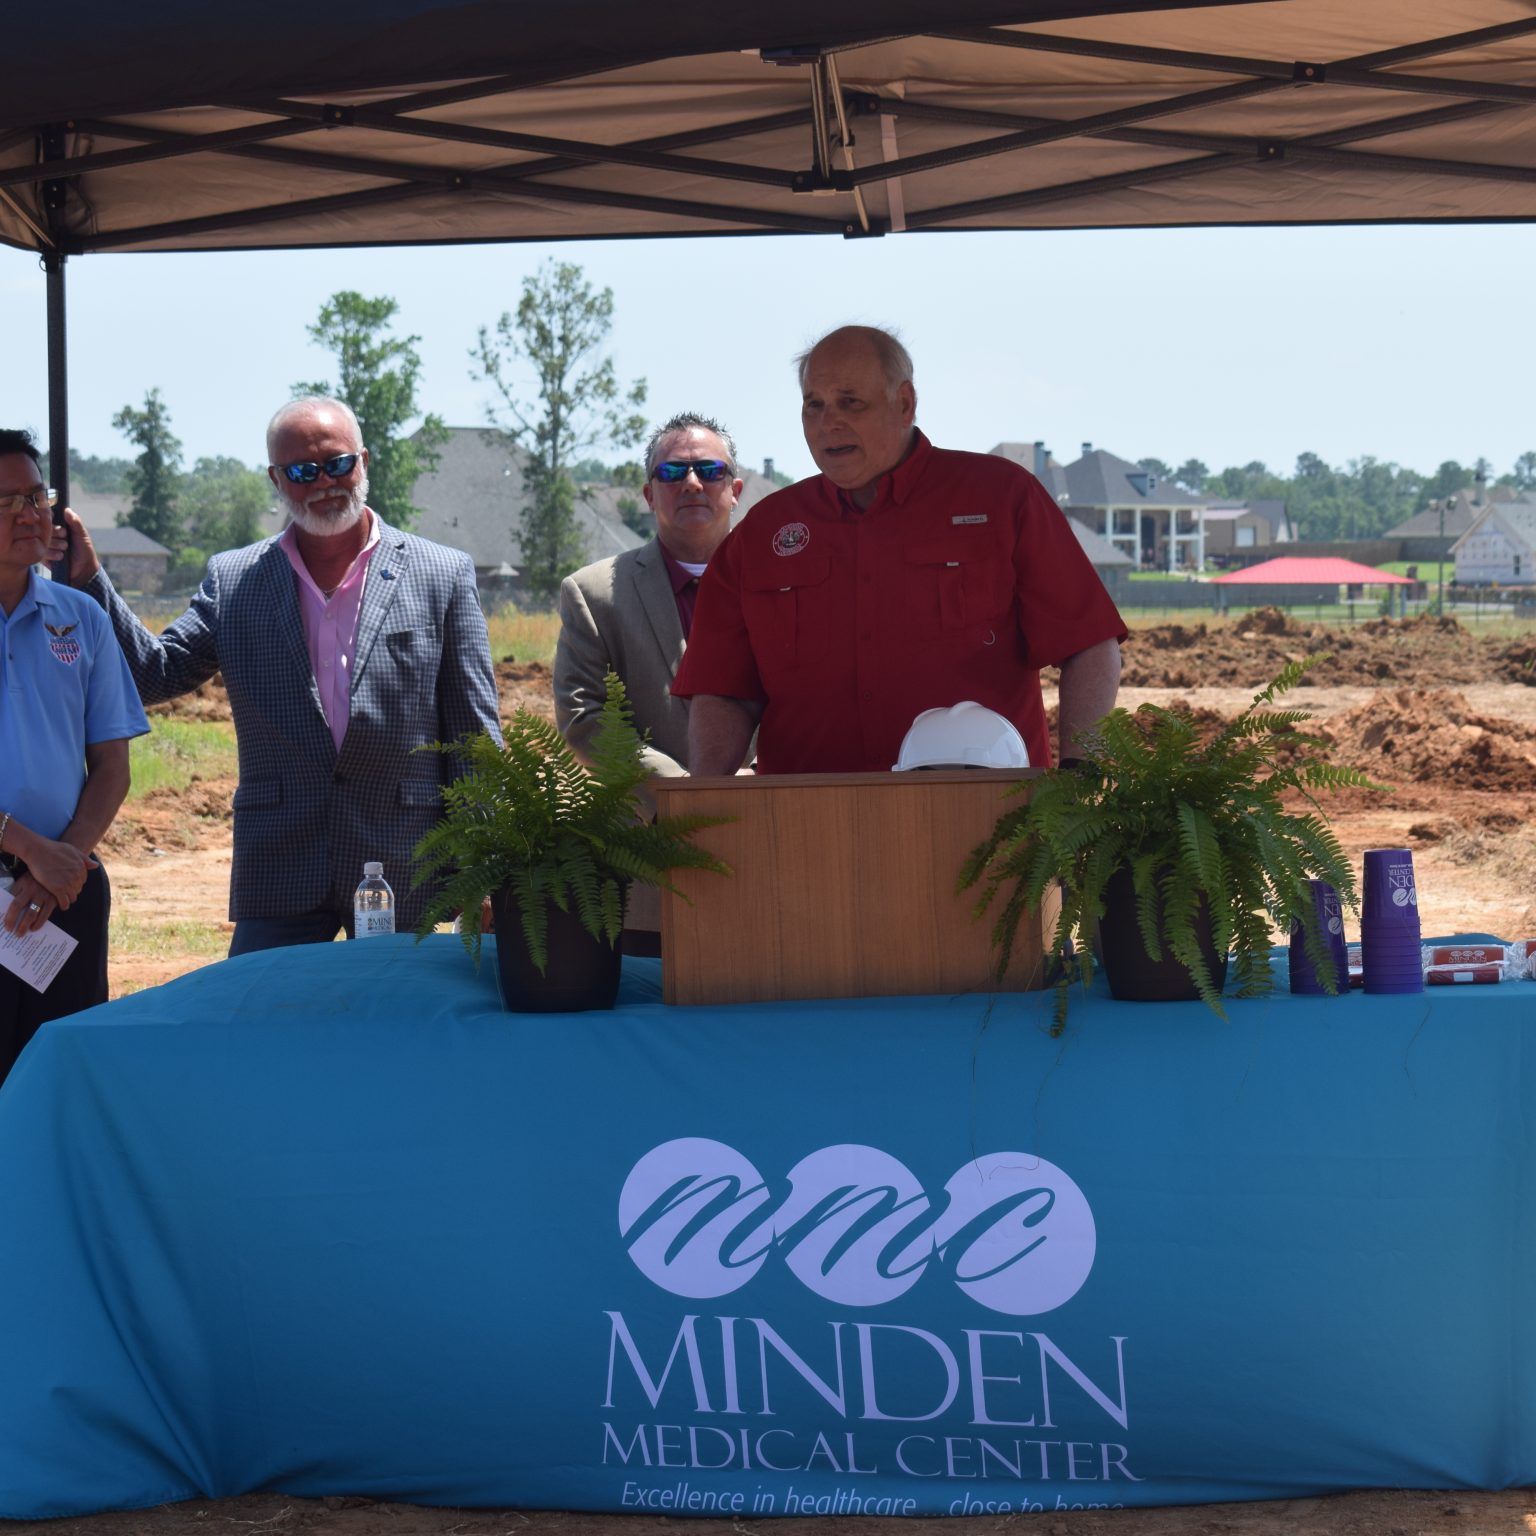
656, 768, 1044, 793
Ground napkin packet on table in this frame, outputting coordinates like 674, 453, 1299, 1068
1344, 939, 1536, 986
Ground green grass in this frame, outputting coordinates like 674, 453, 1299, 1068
128, 717, 238, 799
109, 913, 229, 962
485, 606, 562, 667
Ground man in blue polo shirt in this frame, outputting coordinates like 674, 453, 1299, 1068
0, 429, 148, 1083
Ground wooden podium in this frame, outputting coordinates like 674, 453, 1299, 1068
652, 770, 1058, 1007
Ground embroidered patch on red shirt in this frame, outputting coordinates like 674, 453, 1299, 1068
772, 522, 811, 556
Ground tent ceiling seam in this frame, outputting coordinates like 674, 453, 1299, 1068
908, 146, 1240, 226
0, 119, 316, 191
53, 105, 815, 202
845, 75, 1281, 188
863, 91, 1518, 192
939, 13, 1536, 71
206, 97, 800, 189
871, 93, 1508, 157
75, 170, 851, 253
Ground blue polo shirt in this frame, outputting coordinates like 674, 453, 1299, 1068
0, 571, 149, 842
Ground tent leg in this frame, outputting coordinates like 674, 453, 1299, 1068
45, 249, 70, 580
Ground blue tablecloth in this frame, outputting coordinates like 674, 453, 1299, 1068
0, 936, 1533, 1519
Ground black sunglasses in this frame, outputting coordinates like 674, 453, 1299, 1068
653, 458, 732, 484
277, 453, 361, 484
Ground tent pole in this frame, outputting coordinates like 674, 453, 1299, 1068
41, 119, 71, 582
44, 250, 70, 582
45, 251, 68, 505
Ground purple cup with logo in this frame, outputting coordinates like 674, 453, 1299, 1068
1361, 847, 1423, 992
1290, 879, 1349, 995
1362, 848, 1421, 926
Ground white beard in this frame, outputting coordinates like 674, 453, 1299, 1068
285, 469, 369, 536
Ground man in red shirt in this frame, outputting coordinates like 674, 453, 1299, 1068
673, 326, 1125, 775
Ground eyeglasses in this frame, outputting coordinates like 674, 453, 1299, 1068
652, 459, 732, 484
276, 453, 361, 484
0, 486, 57, 517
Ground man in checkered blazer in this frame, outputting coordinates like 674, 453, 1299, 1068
55, 396, 501, 953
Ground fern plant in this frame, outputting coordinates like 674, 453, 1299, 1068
959, 656, 1386, 1031
411, 673, 730, 972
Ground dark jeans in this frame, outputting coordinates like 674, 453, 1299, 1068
0, 861, 110, 1087
228, 910, 348, 957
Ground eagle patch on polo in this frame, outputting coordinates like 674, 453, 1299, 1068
45, 622, 82, 665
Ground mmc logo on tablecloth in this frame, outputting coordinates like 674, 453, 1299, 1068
619, 1138, 1095, 1317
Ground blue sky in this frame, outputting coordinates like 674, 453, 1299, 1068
1, 222, 1532, 484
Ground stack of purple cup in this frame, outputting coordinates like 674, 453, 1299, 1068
1360, 847, 1424, 995
1289, 879, 1349, 995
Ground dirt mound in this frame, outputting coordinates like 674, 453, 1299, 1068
1495, 639, 1536, 686
1233, 604, 1299, 636
147, 675, 231, 723
101, 775, 238, 858
142, 665, 557, 729
496, 660, 555, 723
1320, 688, 1536, 791
1118, 613, 1514, 692
1355, 612, 1470, 640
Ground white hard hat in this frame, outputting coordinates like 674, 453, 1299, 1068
892, 701, 1030, 772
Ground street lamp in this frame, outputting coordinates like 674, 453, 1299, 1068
1437, 496, 1452, 614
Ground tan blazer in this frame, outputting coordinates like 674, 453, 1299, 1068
555, 541, 694, 933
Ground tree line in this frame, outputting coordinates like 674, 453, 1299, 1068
54, 258, 1536, 602
57, 262, 649, 601
1138, 451, 1536, 543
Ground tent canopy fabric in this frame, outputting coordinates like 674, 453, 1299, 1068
1210, 556, 1414, 584
4, 0, 1536, 255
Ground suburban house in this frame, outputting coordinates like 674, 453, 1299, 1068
1060, 445, 1217, 571
992, 441, 1297, 572
72, 489, 173, 593
1200, 498, 1295, 560
407, 426, 779, 603
407, 427, 634, 599
1385, 483, 1523, 563
1450, 497, 1536, 586
990, 441, 1069, 500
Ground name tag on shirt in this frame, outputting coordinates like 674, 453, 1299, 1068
952, 514, 988, 525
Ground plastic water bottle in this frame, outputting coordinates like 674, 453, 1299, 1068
353, 861, 395, 938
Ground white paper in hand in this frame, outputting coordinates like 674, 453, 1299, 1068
0, 888, 79, 994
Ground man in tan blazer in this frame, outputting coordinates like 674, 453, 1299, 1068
555, 412, 744, 951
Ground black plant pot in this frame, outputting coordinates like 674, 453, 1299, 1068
490, 886, 623, 1013
1096, 864, 1229, 1003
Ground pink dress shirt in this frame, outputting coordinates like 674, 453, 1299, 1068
278, 513, 382, 753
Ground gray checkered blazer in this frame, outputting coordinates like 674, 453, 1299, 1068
85, 517, 501, 931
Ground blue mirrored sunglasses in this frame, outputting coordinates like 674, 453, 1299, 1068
653, 458, 731, 484
278, 453, 361, 484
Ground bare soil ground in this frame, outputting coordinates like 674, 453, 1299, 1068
45, 616, 1535, 1536
6, 1489, 1536, 1536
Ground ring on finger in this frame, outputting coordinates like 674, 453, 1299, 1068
26, 901, 42, 913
